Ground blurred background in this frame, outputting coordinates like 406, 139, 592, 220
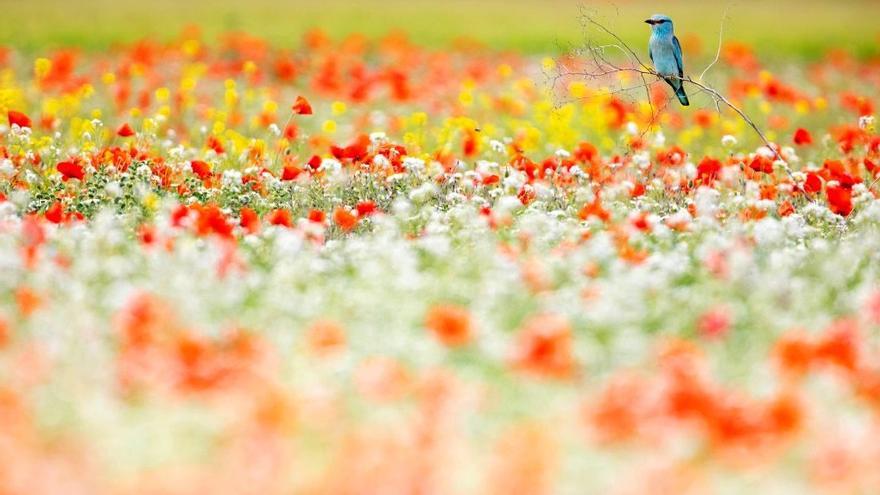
1, 0, 879, 57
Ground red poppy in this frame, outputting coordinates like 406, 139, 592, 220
138, 224, 157, 245
814, 319, 860, 372
777, 200, 795, 217
696, 156, 723, 183
195, 205, 233, 238
513, 314, 576, 379
267, 209, 292, 227
748, 155, 774, 174
306, 155, 322, 170
826, 185, 853, 216
697, 307, 732, 339
45, 201, 64, 223
306, 319, 346, 354
283, 123, 298, 140
206, 135, 225, 155
190, 160, 212, 180
171, 205, 190, 227
292, 95, 313, 115
307, 209, 326, 223
57, 160, 85, 180
117, 123, 135, 137
7, 110, 31, 128
424, 304, 474, 347
355, 200, 378, 216
281, 164, 302, 181
793, 128, 813, 146
801, 173, 822, 195
333, 207, 358, 232
578, 193, 610, 222
574, 142, 599, 164
482, 174, 500, 186
239, 207, 260, 234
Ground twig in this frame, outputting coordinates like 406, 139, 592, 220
698, 4, 731, 83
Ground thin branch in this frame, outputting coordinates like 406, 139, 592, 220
698, 4, 731, 83
577, 5, 651, 72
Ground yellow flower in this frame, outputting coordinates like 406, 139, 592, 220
410, 112, 428, 127
224, 88, 238, 108
458, 89, 474, 107
142, 192, 159, 211
34, 58, 52, 80
322, 120, 337, 134
155, 87, 170, 103
331, 101, 347, 116
78, 84, 95, 99
182, 39, 200, 57
403, 131, 420, 149
143, 118, 157, 134
41, 98, 60, 117
568, 81, 588, 99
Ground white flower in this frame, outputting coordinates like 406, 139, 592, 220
695, 186, 720, 219
625, 121, 639, 135
496, 195, 522, 213
409, 183, 436, 203
632, 151, 651, 170
502, 171, 525, 190
372, 153, 391, 169
569, 165, 588, 179
653, 131, 666, 148
318, 158, 342, 174
402, 157, 425, 174
222, 169, 243, 187
0, 159, 14, 177
105, 181, 122, 198
721, 135, 738, 148
757, 146, 776, 159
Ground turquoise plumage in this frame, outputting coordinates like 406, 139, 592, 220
646, 14, 690, 106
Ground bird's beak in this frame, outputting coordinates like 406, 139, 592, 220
644, 19, 654, 25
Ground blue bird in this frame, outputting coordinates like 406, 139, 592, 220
646, 14, 689, 106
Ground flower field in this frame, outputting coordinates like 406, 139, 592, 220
2, 8, 880, 493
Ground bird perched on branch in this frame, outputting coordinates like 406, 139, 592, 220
646, 14, 689, 106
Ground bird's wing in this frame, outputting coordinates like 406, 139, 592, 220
648, 42, 654, 64
672, 36, 684, 79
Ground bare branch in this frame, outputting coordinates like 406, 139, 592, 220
698, 4, 732, 83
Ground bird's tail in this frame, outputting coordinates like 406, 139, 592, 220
674, 82, 690, 106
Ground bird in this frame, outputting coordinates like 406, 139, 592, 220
645, 14, 689, 106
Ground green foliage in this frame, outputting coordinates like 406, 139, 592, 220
2, 0, 878, 58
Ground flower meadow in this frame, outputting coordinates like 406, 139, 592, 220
1, 28, 880, 494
